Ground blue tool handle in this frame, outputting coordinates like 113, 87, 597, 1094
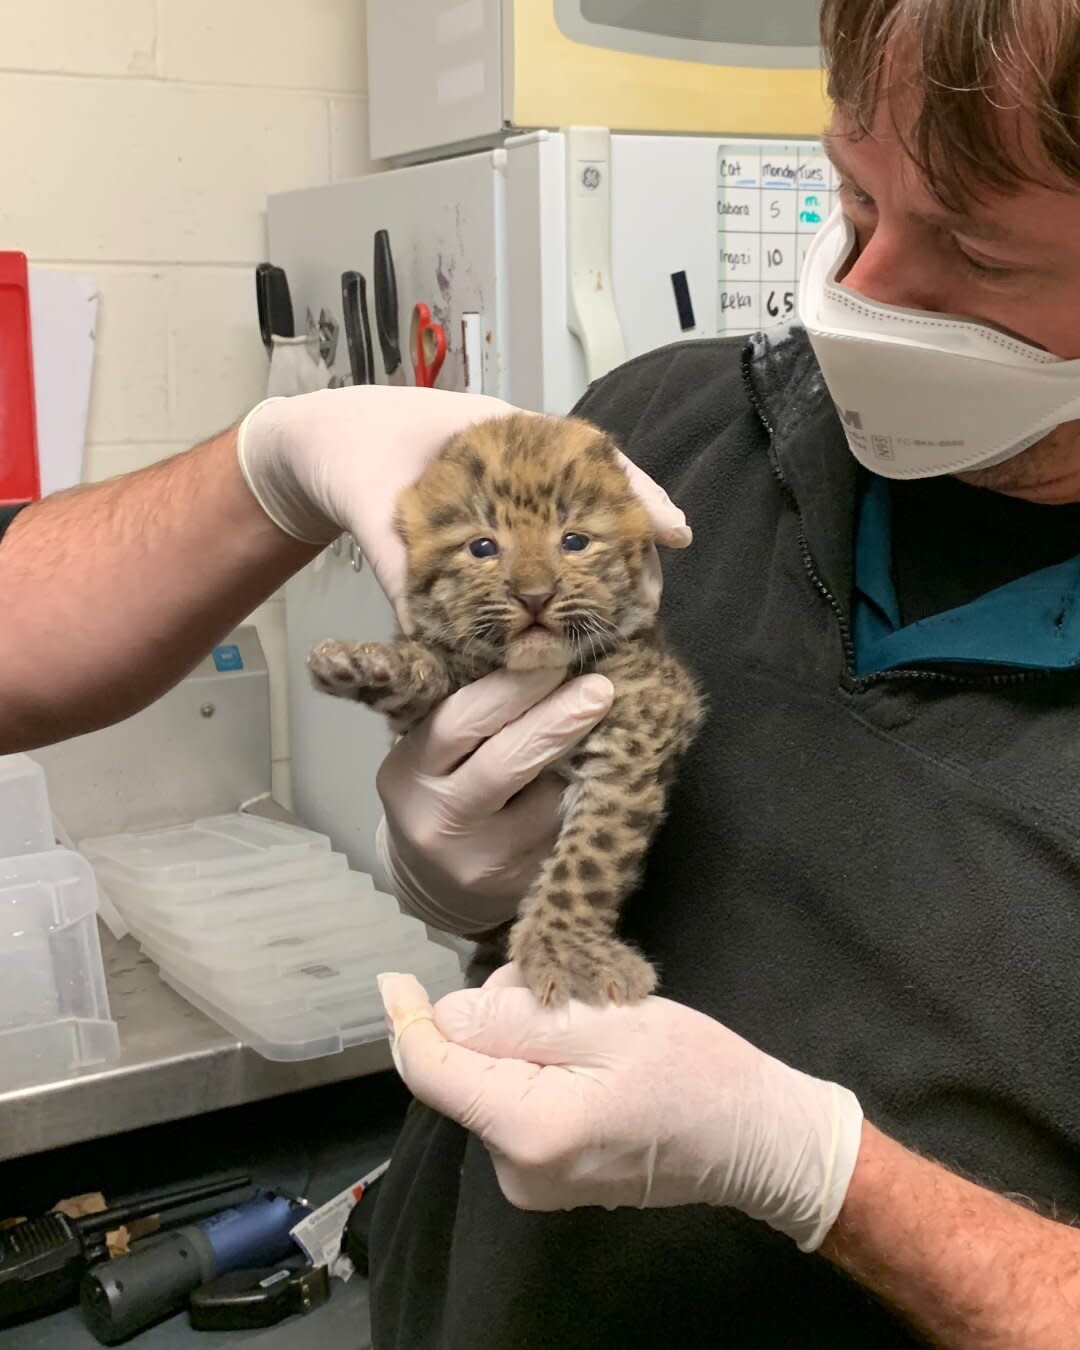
203, 1191, 309, 1273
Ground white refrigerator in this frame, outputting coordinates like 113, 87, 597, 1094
268, 130, 835, 873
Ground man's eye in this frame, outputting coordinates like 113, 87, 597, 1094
838, 180, 875, 209
955, 244, 1016, 278
562, 532, 590, 552
468, 537, 499, 559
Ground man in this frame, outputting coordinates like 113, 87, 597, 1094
0, 388, 684, 754
369, 2, 1080, 1346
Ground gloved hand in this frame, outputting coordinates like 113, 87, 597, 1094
236, 387, 691, 619
376, 668, 614, 935
377, 965, 864, 1253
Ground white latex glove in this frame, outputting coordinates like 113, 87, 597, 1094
265, 335, 330, 397
236, 387, 691, 618
377, 965, 864, 1254
376, 668, 614, 935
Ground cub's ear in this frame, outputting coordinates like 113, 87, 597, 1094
569, 418, 622, 467
392, 487, 419, 546
390, 494, 418, 635
638, 543, 663, 617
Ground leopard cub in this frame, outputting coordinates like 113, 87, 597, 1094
309, 413, 704, 1005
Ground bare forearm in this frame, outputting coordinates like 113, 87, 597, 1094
0, 429, 319, 750
820, 1122, 1080, 1346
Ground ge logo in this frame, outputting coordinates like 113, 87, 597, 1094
581, 165, 601, 190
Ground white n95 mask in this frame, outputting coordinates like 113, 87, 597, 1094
798, 206, 1080, 478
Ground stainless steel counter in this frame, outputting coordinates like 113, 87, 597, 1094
0, 928, 392, 1163
4, 633, 397, 1164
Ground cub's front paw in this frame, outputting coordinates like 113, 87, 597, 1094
510, 921, 657, 1007
308, 639, 395, 702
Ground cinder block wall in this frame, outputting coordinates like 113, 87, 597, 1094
0, 0, 381, 806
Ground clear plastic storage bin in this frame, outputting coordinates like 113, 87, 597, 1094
0, 754, 54, 857
81, 813, 331, 884
126, 888, 402, 978
158, 938, 461, 1061
122, 875, 373, 947
90, 853, 351, 918
0, 847, 120, 1089
81, 812, 464, 1062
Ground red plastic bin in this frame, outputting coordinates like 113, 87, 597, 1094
0, 252, 40, 504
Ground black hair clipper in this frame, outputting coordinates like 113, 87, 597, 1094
189, 1260, 330, 1331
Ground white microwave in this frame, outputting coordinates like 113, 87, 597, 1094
366, 0, 828, 162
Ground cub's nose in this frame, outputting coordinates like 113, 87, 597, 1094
514, 588, 556, 617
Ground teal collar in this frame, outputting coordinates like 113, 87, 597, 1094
853, 476, 1080, 677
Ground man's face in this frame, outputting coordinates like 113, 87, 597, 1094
825, 91, 1080, 502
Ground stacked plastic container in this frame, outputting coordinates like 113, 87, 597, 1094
80, 812, 462, 1061
0, 755, 119, 1089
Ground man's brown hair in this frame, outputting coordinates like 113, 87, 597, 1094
820, 0, 1080, 206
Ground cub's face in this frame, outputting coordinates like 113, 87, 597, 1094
395, 414, 656, 671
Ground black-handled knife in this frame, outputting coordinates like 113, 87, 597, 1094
373, 230, 404, 384
256, 264, 273, 352
341, 271, 375, 385
256, 263, 294, 353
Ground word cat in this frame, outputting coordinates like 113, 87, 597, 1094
309, 414, 704, 1004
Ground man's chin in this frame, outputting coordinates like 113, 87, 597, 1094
504, 630, 572, 671
954, 420, 1080, 504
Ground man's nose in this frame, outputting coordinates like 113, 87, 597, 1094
514, 587, 556, 617
841, 222, 947, 314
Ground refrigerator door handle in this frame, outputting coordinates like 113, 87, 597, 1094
564, 125, 626, 384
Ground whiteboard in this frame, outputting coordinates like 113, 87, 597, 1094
717, 142, 838, 336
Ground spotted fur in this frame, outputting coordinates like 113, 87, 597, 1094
309, 414, 704, 1005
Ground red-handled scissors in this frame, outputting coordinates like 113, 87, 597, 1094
410, 302, 447, 387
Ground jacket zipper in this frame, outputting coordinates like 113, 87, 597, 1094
740, 353, 1050, 694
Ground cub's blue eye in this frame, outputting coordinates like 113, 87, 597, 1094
561, 532, 590, 552
468, 537, 500, 559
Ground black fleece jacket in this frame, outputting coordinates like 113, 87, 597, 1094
370, 327, 1080, 1349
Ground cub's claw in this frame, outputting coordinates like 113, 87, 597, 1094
511, 921, 657, 1007
308, 639, 395, 702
